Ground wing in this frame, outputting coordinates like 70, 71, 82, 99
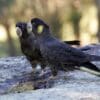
41, 39, 89, 65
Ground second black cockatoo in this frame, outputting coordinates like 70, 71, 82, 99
27, 18, 100, 76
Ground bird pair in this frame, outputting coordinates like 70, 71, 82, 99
16, 18, 100, 77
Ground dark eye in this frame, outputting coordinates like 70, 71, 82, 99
32, 22, 35, 25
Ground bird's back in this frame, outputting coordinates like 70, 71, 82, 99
39, 36, 89, 65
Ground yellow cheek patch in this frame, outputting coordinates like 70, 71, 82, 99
37, 25, 44, 34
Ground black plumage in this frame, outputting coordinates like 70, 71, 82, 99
29, 18, 100, 76
16, 22, 81, 71
16, 22, 46, 71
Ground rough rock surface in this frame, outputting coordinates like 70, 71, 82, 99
0, 44, 100, 100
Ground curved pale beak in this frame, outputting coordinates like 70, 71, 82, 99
16, 27, 22, 37
27, 22, 32, 33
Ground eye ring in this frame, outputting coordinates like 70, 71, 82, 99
16, 27, 22, 37
27, 22, 32, 34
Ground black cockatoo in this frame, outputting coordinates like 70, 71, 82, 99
16, 22, 80, 72
27, 18, 100, 76
16, 22, 46, 73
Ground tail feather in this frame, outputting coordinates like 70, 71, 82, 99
64, 40, 80, 45
80, 62, 100, 76
79, 47, 91, 51
88, 54, 100, 61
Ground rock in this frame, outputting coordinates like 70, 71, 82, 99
0, 44, 100, 100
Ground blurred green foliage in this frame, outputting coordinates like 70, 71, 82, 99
0, 0, 100, 57
0, 0, 13, 10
